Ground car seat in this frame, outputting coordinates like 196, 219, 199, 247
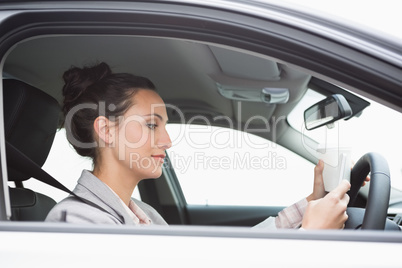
4, 79, 60, 221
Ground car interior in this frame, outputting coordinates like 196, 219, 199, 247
4, 79, 60, 221
2, 34, 401, 230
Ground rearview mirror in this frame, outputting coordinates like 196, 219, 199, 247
304, 94, 352, 130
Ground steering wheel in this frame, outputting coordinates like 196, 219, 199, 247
344, 152, 391, 230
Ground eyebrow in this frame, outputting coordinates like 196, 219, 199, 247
142, 113, 168, 123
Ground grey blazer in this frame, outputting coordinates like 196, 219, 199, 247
45, 170, 167, 225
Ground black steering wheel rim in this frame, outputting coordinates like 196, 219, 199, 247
346, 152, 391, 230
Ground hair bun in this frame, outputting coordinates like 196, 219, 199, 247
62, 62, 112, 115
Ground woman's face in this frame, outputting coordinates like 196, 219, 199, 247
112, 89, 171, 179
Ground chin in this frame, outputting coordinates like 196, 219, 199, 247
148, 168, 163, 178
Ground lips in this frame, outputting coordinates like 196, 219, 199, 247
151, 154, 166, 163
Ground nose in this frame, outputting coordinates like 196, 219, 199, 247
156, 127, 172, 150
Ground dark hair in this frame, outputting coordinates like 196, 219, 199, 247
62, 62, 155, 163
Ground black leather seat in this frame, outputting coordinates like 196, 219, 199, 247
4, 79, 60, 221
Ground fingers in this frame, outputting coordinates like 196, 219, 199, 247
341, 211, 349, 227
351, 161, 371, 187
336, 187, 350, 227
330, 180, 351, 198
362, 176, 371, 186
302, 194, 349, 229
314, 159, 324, 175
341, 192, 350, 204
309, 159, 326, 201
303, 179, 350, 229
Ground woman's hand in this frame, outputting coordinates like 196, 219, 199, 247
301, 159, 370, 229
306, 160, 326, 202
302, 180, 351, 229
306, 159, 371, 202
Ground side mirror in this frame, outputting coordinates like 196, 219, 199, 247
304, 94, 352, 130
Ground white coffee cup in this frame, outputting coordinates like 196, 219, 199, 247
316, 144, 351, 192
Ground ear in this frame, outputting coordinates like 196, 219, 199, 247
94, 116, 114, 146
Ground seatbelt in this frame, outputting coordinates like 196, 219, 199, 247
6, 141, 77, 198
6, 141, 125, 222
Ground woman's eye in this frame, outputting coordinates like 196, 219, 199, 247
147, 123, 157, 130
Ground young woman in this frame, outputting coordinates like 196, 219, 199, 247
46, 62, 351, 229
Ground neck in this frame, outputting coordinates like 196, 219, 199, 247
92, 160, 141, 206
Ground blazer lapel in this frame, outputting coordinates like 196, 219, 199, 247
73, 170, 135, 225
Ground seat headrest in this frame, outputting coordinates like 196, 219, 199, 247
3, 79, 60, 181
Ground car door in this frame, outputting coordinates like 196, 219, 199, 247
0, 3, 401, 268
0, 0, 400, 224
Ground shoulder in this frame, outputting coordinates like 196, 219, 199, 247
45, 196, 121, 224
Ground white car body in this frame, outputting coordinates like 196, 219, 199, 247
0, 1, 401, 267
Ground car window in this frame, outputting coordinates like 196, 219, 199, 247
166, 124, 314, 206
288, 89, 402, 191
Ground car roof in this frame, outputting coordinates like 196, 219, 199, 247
1, 1, 400, 110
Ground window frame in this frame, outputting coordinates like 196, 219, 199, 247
0, 1, 399, 246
